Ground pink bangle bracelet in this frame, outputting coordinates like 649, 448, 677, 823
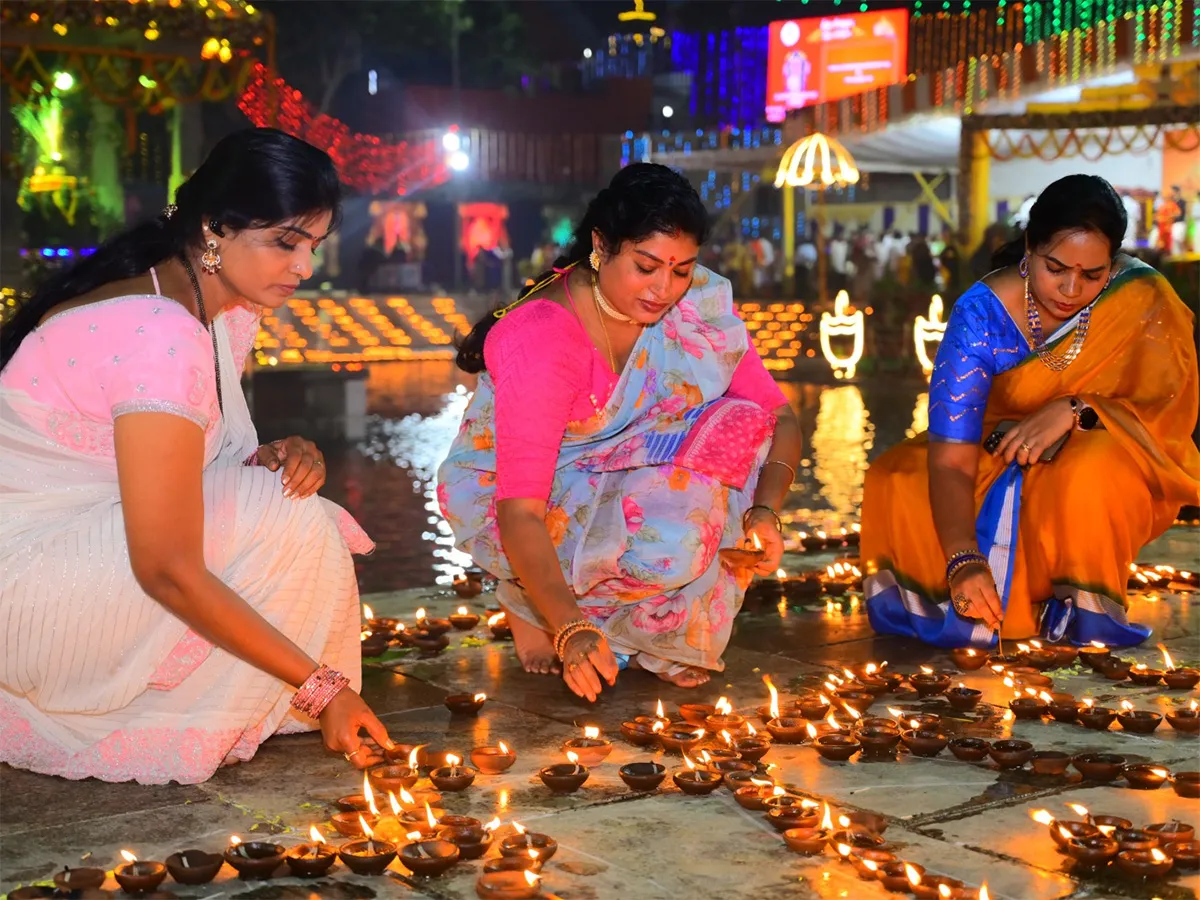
291, 664, 351, 718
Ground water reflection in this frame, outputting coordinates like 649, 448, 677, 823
259, 361, 924, 594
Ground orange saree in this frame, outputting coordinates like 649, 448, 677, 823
862, 258, 1200, 647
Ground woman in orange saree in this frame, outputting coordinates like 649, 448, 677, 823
863, 175, 1200, 648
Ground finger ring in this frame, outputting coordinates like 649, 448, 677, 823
344, 747, 363, 761
951, 593, 972, 615
1019, 442, 1032, 454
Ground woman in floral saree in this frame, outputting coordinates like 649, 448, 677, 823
438, 165, 801, 700
863, 174, 1200, 648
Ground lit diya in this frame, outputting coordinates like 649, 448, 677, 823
336, 818, 397, 876
450, 605, 482, 629
538, 751, 589, 792
453, 575, 484, 598
471, 741, 517, 774
909, 666, 951, 697
1159, 643, 1200, 689
1116, 700, 1162, 734
361, 604, 400, 636
705, 696, 747, 734
562, 725, 613, 766
1032, 808, 1099, 851
1115, 847, 1174, 879
672, 754, 722, 794
782, 802, 836, 855
1078, 641, 1112, 669
945, 684, 983, 711
488, 612, 513, 640
476, 869, 542, 900
499, 823, 558, 861
445, 692, 488, 716
1167, 699, 1200, 734
399, 832, 461, 877
285, 826, 338, 878
733, 777, 778, 811
113, 850, 168, 894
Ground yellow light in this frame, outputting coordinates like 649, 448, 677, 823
617, 0, 656, 22
774, 132, 860, 189
52, 22, 68, 35
144, 25, 160, 40
819, 290, 865, 379
914, 293, 947, 375
201, 37, 221, 59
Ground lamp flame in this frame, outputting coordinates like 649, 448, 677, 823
1090, 640, 1106, 649
806, 722, 819, 740
408, 747, 420, 768
487, 613, 504, 626
1150, 848, 1168, 863
751, 532, 763, 551
1031, 809, 1055, 825
938, 885, 953, 899
425, 803, 437, 828
920, 665, 934, 675
746, 722, 758, 737
485, 817, 501, 832
683, 753, 696, 770
524, 871, 541, 886
400, 788, 415, 806
405, 830, 422, 842
359, 816, 374, 839
364, 772, 379, 815
473, 693, 487, 703
1057, 825, 1074, 842
651, 720, 666, 733
887, 707, 904, 719
389, 791, 401, 816
905, 863, 922, 887
863, 858, 879, 873
825, 710, 841, 730
715, 696, 733, 715
498, 741, 510, 755
584, 726, 600, 740
820, 802, 834, 831
843, 704, 861, 720
979, 883, 990, 900
120, 850, 138, 863
655, 699, 666, 719
446, 753, 461, 767
457, 606, 468, 615
1158, 643, 1176, 670
416, 608, 427, 621
835, 842, 852, 858
566, 750, 581, 765
362, 604, 374, 621
764, 675, 780, 720
1120, 700, 1135, 712
309, 825, 325, 844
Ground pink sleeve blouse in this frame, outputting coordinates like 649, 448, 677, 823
484, 299, 786, 502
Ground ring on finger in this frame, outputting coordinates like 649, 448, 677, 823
1019, 442, 1032, 454
314, 458, 324, 467
951, 592, 972, 616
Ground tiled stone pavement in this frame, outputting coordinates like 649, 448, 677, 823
2, 528, 1197, 900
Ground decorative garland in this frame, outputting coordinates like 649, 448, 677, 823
237, 62, 448, 196
986, 121, 1200, 162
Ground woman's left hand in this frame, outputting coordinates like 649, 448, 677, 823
743, 509, 785, 576
994, 398, 1075, 467
255, 436, 327, 498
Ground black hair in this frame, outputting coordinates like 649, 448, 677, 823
1, 127, 341, 369
992, 174, 1126, 269
455, 162, 710, 374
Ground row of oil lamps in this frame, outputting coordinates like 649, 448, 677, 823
359, 603, 511, 658
1029, 804, 1197, 877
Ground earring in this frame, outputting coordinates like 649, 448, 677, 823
200, 238, 222, 275
1018, 255, 1029, 278
588, 249, 601, 271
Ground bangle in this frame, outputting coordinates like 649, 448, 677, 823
945, 549, 989, 583
742, 505, 782, 533
291, 664, 351, 719
243, 447, 261, 466
762, 459, 797, 483
553, 619, 602, 661
948, 559, 992, 586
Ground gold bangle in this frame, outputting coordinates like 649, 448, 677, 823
553, 619, 600, 661
763, 459, 797, 483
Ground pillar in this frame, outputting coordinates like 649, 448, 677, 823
964, 127, 991, 253
782, 182, 795, 297
89, 96, 124, 236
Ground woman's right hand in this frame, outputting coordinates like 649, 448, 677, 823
560, 630, 619, 702
319, 689, 396, 769
949, 564, 1003, 632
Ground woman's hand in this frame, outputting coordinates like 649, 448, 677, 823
949, 564, 1002, 632
743, 508, 785, 576
256, 436, 327, 498
560, 630, 619, 703
320, 689, 396, 769
994, 399, 1075, 467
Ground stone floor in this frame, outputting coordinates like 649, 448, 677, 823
2, 528, 1198, 900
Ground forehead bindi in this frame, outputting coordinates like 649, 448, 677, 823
1042, 232, 1110, 273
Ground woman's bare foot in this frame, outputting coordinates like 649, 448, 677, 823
221, 753, 241, 768
656, 666, 711, 688
504, 610, 561, 675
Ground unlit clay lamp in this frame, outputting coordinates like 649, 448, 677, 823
165, 849, 225, 885
1173, 771, 1200, 798
1165, 840, 1200, 870
815, 733, 861, 761
658, 726, 706, 754
361, 631, 390, 657
947, 737, 990, 762
677, 703, 716, 726
476, 869, 543, 900
783, 826, 829, 855
1072, 752, 1126, 782
1146, 821, 1195, 845
223, 838, 286, 880
857, 726, 902, 756
113, 852, 168, 894
52, 866, 108, 891
445, 692, 488, 716
1009, 696, 1049, 720
764, 716, 808, 744
733, 735, 771, 763
285, 828, 338, 878
900, 729, 947, 758
987, 739, 1034, 770
1030, 750, 1072, 776
619, 761, 667, 791
620, 720, 661, 746
429, 755, 476, 792
1049, 698, 1081, 723
945, 686, 982, 711
1064, 834, 1119, 870
471, 743, 516, 774
562, 727, 613, 766
909, 670, 951, 697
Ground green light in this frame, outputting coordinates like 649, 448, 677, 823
52, 71, 74, 91
860, 1, 868, 8
138, 74, 157, 89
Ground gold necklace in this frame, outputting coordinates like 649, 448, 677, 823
591, 273, 635, 324
591, 286, 619, 373
1024, 276, 1091, 372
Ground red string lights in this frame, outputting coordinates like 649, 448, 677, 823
237, 62, 448, 195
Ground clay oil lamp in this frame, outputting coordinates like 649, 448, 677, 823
1168, 700, 1200, 734
336, 818, 398, 876
877, 860, 923, 892
400, 802, 447, 840
766, 794, 820, 832
831, 816, 889, 854
538, 751, 589, 793
1073, 753, 1127, 782
621, 719, 662, 746
733, 777, 777, 811
900, 728, 948, 758
1164, 840, 1200, 870
114, 850, 168, 894
706, 754, 756, 780
399, 832, 460, 878
857, 725, 903, 757
1017, 642, 1058, 671
1173, 771, 1200, 798
619, 761, 667, 791
499, 823, 557, 863
1049, 697, 1081, 723
487, 612, 512, 639
1079, 641, 1112, 669
1116, 847, 1174, 878
453, 575, 483, 599
285, 826, 338, 879
53, 865, 108, 891
471, 741, 516, 775
414, 607, 453, 638
476, 869, 543, 900
847, 848, 899, 881
659, 724, 706, 754
950, 647, 989, 671
485, 854, 543, 875
1046, 643, 1079, 667
410, 628, 450, 656
1127, 663, 1165, 686
450, 605, 481, 630
833, 688, 875, 715
723, 768, 767, 794
1097, 657, 1132, 681
1089, 811, 1134, 833
369, 760, 421, 795
764, 711, 812, 744
1009, 691, 1050, 720
1032, 809, 1099, 848
1012, 669, 1054, 689
1115, 828, 1162, 854
987, 739, 1034, 770
563, 725, 613, 766
910, 875, 970, 899
794, 692, 832, 720
733, 726, 772, 763
782, 802, 836, 855
445, 691, 487, 716
815, 732, 861, 761
798, 530, 826, 552
678, 702, 716, 727
910, 666, 952, 698
672, 753, 722, 795
361, 629, 391, 658
1117, 700, 1162, 734
1030, 750, 1072, 776
946, 684, 983, 712
1158, 643, 1200, 689
446, 817, 499, 860
1147, 821, 1195, 844
1077, 699, 1117, 731
705, 696, 747, 735
948, 737, 991, 762
1063, 833, 1120, 871
429, 753, 475, 792
223, 835, 286, 880
362, 604, 399, 636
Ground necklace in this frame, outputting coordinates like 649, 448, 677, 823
590, 283, 619, 374
1024, 276, 1091, 372
181, 256, 223, 414
591, 273, 635, 324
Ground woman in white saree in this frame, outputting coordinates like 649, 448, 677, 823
0, 128, 395, 785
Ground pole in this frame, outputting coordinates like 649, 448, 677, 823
782, 182, 795, 298
816, 189, 828, 303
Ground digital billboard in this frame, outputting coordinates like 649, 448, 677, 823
765, 10, 909, 123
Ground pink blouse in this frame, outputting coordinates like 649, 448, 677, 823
484, 298, 786, 501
